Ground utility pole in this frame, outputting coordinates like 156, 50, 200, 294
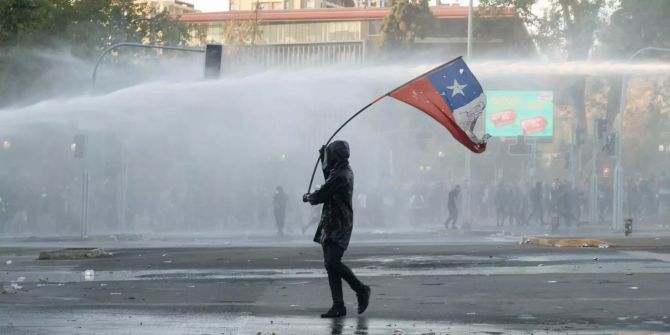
463, 0, 474, 228
590, 119, 598, 225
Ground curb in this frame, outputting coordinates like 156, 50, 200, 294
521, 236, 613, 248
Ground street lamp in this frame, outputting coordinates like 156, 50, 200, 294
613, 47, 670, 230
2, 140, 11, 150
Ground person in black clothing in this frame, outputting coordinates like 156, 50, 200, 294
444, 185, 460, 229
303, 140, 370, 318
302, 185, 322, 234
526, 182, 545, 225
273, 186, 288, 236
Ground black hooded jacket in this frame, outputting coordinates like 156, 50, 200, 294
307, 141, 354, 250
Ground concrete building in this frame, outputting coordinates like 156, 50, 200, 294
226, 0, 466, 11
181, 7, 533, 67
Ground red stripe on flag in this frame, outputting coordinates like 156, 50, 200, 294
389, 77, 486, 153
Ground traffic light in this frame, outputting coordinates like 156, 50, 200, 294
204, 44, 223, 79
602, 167, 610, 178
72, 134, 87, 159
596, 118, 607, 140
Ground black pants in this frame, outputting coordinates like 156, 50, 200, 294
322, 241, 364, 306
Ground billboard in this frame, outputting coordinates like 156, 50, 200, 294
486, 91, 554, 137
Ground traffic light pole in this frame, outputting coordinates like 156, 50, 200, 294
91, 42, 206, 88
80, 157, 89, 239
590, 119, 598, 225
613, 47, 670, 230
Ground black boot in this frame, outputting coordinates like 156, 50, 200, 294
357, 285, 371, 314
321, 304, 346, 318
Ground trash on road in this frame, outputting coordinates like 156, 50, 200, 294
5, 260, 12, 265
1, 284, 19, 294
39, 248, 111, 260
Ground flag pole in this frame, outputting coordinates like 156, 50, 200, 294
305, 57, 463, 194
306, 96, 384, 194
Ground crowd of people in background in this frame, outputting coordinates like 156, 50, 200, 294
1, 172, 670, 237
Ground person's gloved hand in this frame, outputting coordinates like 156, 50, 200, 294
302, 193, 310, 203
318, 145, 326, 160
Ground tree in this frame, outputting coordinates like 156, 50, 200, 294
0, 0, 193, 107
598, 0, 670, 170
222, 2, 263, 54
600, 0, 670, 57
479, 0, 608, 127
377, 0, 436, 52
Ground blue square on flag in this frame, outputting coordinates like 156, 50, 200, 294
427, 58, 486, 132
389, 57, 489, 153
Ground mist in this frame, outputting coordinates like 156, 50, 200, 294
1, 53, 669, 239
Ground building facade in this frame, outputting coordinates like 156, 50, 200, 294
181, 7, 534, 67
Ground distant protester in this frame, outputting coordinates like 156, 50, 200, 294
303, 141, 370, 318
273, 186, 288, 236
444, 185, 460, 229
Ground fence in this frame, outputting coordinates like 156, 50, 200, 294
224, 41, 367, 71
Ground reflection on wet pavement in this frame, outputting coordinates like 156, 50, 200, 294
0, 308, 648, 335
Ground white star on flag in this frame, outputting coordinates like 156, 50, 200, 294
447, 79, 467, 97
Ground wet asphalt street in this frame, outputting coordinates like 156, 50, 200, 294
1, 232, 670, 334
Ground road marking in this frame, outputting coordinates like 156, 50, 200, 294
623, 251, 670, 263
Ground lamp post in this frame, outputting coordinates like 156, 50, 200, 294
613, 47, 670, 230
462, 0, 474, 227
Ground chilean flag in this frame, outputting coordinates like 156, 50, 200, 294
389, 57, 490, 153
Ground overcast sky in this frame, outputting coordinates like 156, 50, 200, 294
188, 0, 229, 12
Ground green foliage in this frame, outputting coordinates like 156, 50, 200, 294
600, 0, 670, 57
1, 0, 191, 50
479, 0, 606, 60
377, 0, 436, 51
0, 0, 193, 107
222, 3, 263, 54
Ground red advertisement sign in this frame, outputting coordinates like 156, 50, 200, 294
490, 109, 516, 128
520, 116, 548, 135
